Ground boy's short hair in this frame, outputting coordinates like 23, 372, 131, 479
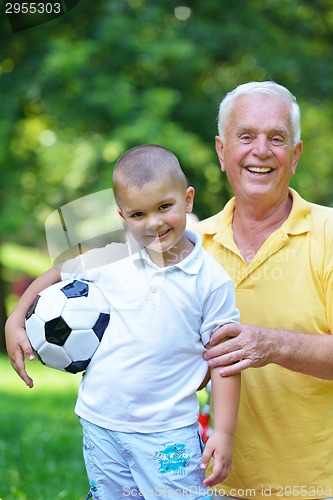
113, 144, 188, 206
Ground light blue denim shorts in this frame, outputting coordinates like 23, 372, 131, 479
80, 418, 211, 500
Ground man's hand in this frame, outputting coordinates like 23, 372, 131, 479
204, 323, 275, 376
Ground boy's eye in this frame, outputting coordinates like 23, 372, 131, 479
159, 203, 172, 210
130, 212, 143, 218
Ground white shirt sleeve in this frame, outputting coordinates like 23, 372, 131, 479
200, 279, 240, 347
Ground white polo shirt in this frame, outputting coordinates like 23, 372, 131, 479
61, 230, 239, 433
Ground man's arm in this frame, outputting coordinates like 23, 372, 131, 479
5, 266, 61, 388
204, 323, 333, 380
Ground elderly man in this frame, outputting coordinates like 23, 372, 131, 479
196, 81, 333, 499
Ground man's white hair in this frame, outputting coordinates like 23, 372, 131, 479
217, 81, 301, 146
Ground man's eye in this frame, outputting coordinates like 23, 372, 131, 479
240, 135, 252, 142
271, 136, 284, 144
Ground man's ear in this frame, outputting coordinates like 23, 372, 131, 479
291, 140, 303, 175
215, 135, 226, 172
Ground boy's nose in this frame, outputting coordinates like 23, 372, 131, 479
146, 215, 163, 230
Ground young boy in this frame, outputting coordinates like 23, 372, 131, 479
5, 145, 240, 499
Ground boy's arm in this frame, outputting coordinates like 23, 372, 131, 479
200, 365, 241, 487
197, 368, 210, 391
5, 266, 61, 388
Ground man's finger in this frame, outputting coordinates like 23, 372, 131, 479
210, 323, 241, 345
218, 358, 253, 376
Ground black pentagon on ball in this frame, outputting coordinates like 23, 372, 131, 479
25, 295, 41, 320
45, 316, 72, 346
65, 358, 91, 374
61, 279, 89, 299
93, 313, 110, 341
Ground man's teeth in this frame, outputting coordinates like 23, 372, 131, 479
247, 167, 272, 173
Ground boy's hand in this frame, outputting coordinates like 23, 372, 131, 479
5, 324, 35, 388
200, 431, 233, 487
5, 265, 62, 389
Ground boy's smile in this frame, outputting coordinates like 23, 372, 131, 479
117, 179, 195, 266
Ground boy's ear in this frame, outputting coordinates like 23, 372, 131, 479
117, 208, 126, 221
185, 186, 195, 213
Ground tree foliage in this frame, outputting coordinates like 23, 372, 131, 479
2, 0, 333, 336
1, 0, 333, 240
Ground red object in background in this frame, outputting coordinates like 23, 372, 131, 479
198, 403, 213, 443
11, 275, 33, 297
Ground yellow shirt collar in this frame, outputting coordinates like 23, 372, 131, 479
198, 188, 310, 239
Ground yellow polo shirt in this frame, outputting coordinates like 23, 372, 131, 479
195, 189, 333, 499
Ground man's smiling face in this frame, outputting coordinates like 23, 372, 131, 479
215, 94, 303, 204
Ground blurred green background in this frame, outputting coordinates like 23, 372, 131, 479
2, 1, 333, 497
3, 0, 333, 340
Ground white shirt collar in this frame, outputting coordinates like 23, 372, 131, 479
131, 229, 203, 275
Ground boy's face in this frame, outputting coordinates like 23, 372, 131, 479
117, 179, 194, 263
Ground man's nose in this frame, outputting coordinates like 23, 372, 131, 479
253, 136, 272, 158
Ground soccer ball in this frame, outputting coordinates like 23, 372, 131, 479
25, 279, 110, 374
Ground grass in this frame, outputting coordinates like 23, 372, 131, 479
0, 355, 87, 500
0, 356, 210, 500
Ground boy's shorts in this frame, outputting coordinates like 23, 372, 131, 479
80, 418, 211, 500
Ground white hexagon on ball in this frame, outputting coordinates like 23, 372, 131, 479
34, 284, 68, 322
38, 342, 72, 371
25, 313, 46, 352
64, 329, 100, 361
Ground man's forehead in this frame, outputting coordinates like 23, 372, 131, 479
230, 97, 292, 131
